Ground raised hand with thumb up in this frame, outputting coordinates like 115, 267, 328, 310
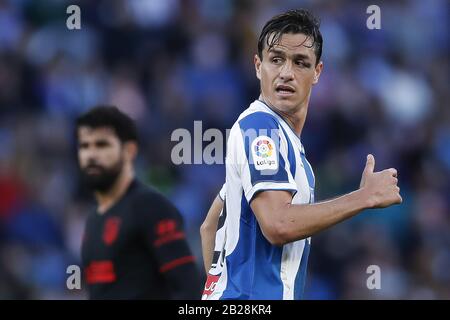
359, 154, 402, 208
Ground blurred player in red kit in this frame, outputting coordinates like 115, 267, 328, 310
76, 106, 202, 299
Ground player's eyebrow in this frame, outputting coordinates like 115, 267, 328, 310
268, 49, 311, 61
292, 53, 311, 61
268, 48, 286, 56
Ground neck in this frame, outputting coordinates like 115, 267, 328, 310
95, 165, 135, 214
259, 94, 310, 136
281, 107, 308, 137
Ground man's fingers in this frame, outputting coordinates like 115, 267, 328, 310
387, 168, 398, 177
394, 186, 402, 203
364, 154, 375, 175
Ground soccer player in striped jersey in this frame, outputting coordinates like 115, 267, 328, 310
201, 9, 402, 300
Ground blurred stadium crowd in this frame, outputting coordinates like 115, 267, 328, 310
0, 0, 448, 299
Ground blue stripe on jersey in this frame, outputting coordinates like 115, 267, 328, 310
238, 112, 289, 186
294, 239, 311, 300
221, 194, 254, 299
252, 221, 283, 299
221, 192, 284, 299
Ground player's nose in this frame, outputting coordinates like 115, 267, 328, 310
84, 149, 100, 162
279, 61, 294, 80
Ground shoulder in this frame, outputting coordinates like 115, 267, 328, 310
230, 100, 280, 132
129, 181, 182, 220
130, 181, 175, 209
238, 111, 280, 131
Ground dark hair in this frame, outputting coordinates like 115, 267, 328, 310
76, 106, 138, 144
257, 9, 323, 64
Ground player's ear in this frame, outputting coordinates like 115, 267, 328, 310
312, 60, 323, 85
124, 141, 138, 162
254, 54, 262, 80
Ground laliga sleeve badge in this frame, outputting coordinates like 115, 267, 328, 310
251, 136, 278, 171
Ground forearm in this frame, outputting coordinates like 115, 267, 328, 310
252, 155, 401, 246
277, 189, 370, 243
200, 196, 223, 273
200, 223, 216, 273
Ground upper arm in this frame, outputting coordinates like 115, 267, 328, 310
134, 192, 202, 298
201, 183, 225, 230
201, 194, 223, 233
134, 193, 196, 272
250, 190, 293, 245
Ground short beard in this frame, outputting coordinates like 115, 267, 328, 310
80, 160, 123, 193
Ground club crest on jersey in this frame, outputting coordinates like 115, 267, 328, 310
251, 136, 278, 171
103, 217, 121, 245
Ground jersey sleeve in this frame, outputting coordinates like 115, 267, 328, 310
133, 192, 203, 299
233, 111, 298, 203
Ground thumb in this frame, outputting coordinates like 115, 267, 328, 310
364, 154, 375, 175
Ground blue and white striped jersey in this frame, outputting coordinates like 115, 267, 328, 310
202, 99, 315, 300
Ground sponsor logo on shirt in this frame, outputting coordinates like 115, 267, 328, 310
154, 219, 185, 247
85, 260, 116, 284
202, 273, 221, 299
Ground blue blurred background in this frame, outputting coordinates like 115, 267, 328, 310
0, 0, 448, 299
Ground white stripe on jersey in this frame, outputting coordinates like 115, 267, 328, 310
281, 240, 305, 300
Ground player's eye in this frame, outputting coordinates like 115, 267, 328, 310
79, 142, 89, 149
296, 60, 311, 68
271, 57, 283, 64
96, 141, 109, 148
